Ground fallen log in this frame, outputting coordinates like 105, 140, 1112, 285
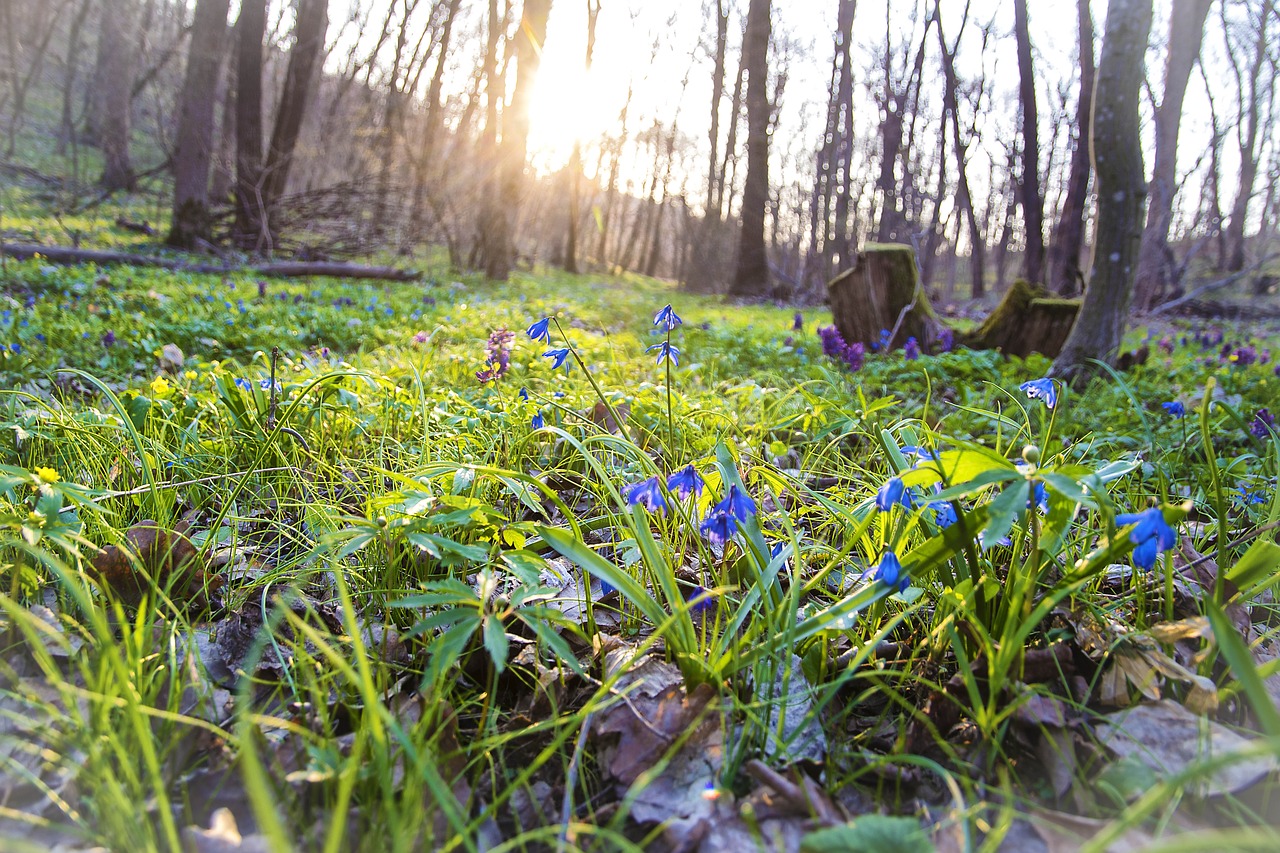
0, 242, 422, 282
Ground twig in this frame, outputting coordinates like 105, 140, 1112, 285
57, 466, 302, 511
1148, 253, 1280, 316
558, 712, 593, 853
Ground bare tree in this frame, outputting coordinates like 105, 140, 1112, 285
476, 0, 552, 281
1132, 0, 1213, 310
563, 0, 601, 273
1013, 0, 1044, 284
1047, 0, 1095, 296
1053, 0, 1154, 380
232, 0, 267, 248
805, 0, 857, 288
168, 0, 232, 249
729, 0, 771, 298
96, 0, 139, 189
1222, 0, 1275, 272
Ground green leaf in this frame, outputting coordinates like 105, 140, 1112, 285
981, 480, 1028, 550
1206, 601, 1280, 738
406, 532, 488, 563
482, 613, 508, 674
899, 444, 1018, 490
537, 525, 667, 629
801, 816, 932, 853
1225, 538, 1280, 594
333, 528, 376, 559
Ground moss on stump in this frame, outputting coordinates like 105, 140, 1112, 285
827, 243, 944, 350
959, 279, 1081, 358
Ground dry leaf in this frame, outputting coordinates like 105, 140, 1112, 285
89, 520, 220, 609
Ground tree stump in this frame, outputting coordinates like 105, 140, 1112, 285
827, 243, 944, 350
960, 279, 1081, 358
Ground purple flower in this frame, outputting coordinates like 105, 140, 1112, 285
653, 304, 683, 330
102, 330, 116, 347
666, 465, 704, 500
1019, 378, 1058, 409
1161, 401, 1185, 418
1232, 346, 1258, 367
543, 347, 572, 370
526, 317, 552, 343
257, 280, 267, 299
1115, 507, 1178, 571
904, 337, 920, 360
1251, 408, 1276, 438
477, 328, 516, 383
792, 312, 804, 331
818, 326, 848, 359
688, 585, 714, 615
1157, 336, 1175, 354
716, 484, 757, 521
624, 476, 667, 514
938, 328, 955, 353
646, 341, 680, 365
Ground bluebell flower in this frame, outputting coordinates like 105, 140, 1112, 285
688, 585, 714, 615
8, 343, 20, 354
234, 377, 252, 391
531, 412, 545, 430
901, 445, 940, 464
260, 379, 281, 392
667, 465, 704, 500
543, 347, 572, 370
653, 304, 682, 330
1161, 401, 1186, 418
1115, 507, 1178, 570
700, 509, 737, 547
714, 484, 757, 521
1237, 486, 1266, 506
1019, 378, 1058, 409
646, 341, 680, 365
875, 476, 915, 512
527, 317, 552, 343
1029, 481, 1048, 513
930, 499, 958, 528
904, 337, 920, 360
519, 387, 529, 401
624, 476, 667, 514
864, 550, 909, 592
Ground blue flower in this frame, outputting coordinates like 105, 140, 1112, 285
527, 317, 552, 343
688, 585, 714, 615
1115, 507, 1178, 570
904, 337, 920, 360
901, 445, 940, 465
875, 476, 915, 512
519, 387, 529, 401
864, 550, 909, 592
646, 341, 680, 365
1019, 378, 1058, 409
930, 500, 958, 528
700, 509, 737, 546
531, 412, 544, 430
543, 347, 572, 370
234, 377, 252, 392
1028, 481, 1048, 513
714, 484, 757, 521
1237, 486, 1266, 506
624, 476, 667, 514
667, 465, 704, 500
1161, 401, 1186, 418
653, 304, 683, 330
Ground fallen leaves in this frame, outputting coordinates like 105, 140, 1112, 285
88, 519, 220, 610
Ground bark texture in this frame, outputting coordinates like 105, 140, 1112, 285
1132, 0, 1213, 310
1052, 0, 1154, 380
960, 280, 1079, 358
729, 0, 772, 298
1047, 0, 1095, 296
96, 0, 138, 190
828, 243, 943, 350
168, 0, 232, 249
1013, 0, 1044, 284
232, 0, 267, 249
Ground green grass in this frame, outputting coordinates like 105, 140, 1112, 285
1, 206, 1279, 850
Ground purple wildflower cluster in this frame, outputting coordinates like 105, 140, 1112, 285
476, 328, 516, 383
1252, 408, 1276, 439
817, 326, 865, 371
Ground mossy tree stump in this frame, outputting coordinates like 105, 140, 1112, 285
827, 243, 944, 350
959, 279, 1081, 358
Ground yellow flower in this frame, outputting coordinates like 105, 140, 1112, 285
34, 466, 60, 484
150, 375, 172, 397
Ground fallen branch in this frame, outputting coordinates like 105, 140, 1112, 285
0, 242, 422, 282
1147, 253, 1280, 317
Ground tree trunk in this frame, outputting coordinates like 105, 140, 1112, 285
405, 0, 462, 252
1223, 0, 1273, 273
706, 0, 729, 218
1052, 0, 1153, 381
1132, 0, 1212, 310
1013, 0, 1044, 285
168, 0, 232, 249
729, 0, 771, 299
232, 0, 267, 249
479, 0, 552, 281
961, 279, 1079, 357
96, 0, 138, 190
1047, 0, 1095, 296
828, 244, 944, 349
563, 0, 600, 274
261, 0, 329, 242
935, 2, 985, 299
57, 0, 93, 155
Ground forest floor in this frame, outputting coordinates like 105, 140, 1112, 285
1, 198, 1280, 852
